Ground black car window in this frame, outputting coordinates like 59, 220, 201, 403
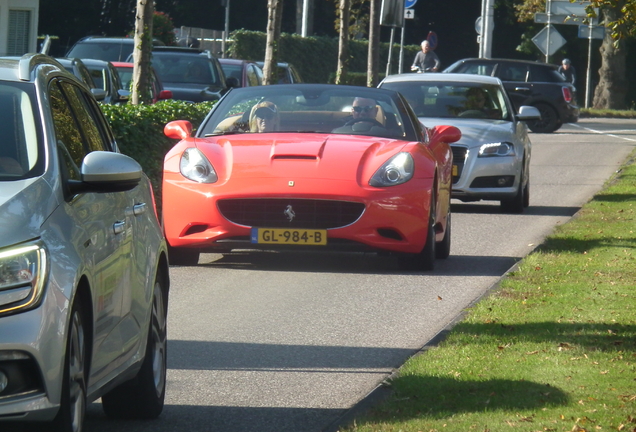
497, 64, 528, 82
152, 53, 221, 86
454, 61, 495, 76
68, 42, 133, 62
529, 65, 566, 83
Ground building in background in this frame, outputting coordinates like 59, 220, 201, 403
0, 0, 39, 56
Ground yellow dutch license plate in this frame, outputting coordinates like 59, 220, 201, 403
452, 165, 458, 176
251, 227, 327, 245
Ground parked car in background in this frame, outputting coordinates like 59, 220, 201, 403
82, 58, 129, 104
255, 61, 303, 84
112, 61, 173, 104
219, 58, 263, 87
141, 46, 231, 102
443, 58, 579, 133
0, 53, 170, 431
162, 84, 460, 271
66, 36, 165, 62
55, 57, 106, 102
380, 73, 540, 213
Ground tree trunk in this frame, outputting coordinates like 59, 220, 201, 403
335, 0, 351, 84
132, 0, 153, 105
592, 5, 628, 109
366, 0, 380, 87
263, 0, 284, 85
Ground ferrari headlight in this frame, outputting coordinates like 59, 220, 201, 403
180, 148, 218, 183
0, 242, 47, 315
369, 152, 414, 187
478, 142, 515, 157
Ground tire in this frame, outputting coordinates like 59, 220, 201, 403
436, 210, 451, 259
500, 173, 526, 214
168, 244, 199, 266
52, 299, 87, 432
102, 272, 167, 419
527, 103, 560, 133
398, 197, 436, 271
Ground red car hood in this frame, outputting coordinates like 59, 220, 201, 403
192, 133, 415, 183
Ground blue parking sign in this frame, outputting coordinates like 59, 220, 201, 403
405, 0, 417, 9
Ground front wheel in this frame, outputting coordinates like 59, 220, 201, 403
102, 272, 167, 419
501, 172, 527, 214
398, 198, 437, 271
527, 103, 560, 133
52, 299, 87, 432
436, 210, 451, 259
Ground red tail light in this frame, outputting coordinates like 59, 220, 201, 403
562, 86, 572, 103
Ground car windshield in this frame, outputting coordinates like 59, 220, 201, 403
152, 53, 221, 86
198, 84, 413, 140
381, 81, 511, 121
67, 42, 133, 62
0, 83, 43, 180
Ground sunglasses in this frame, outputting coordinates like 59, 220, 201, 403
352, 105, 374, 113
256, 109, 275, 120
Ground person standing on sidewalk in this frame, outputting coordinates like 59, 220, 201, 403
411, 40, 441, 73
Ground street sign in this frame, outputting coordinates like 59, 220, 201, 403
578, 25, 605, 39
405, 0, 417, 9
534, 12, 587, 25
550, 1, 595, 16
404, 8, 414, 19
427, 31, 438, 50
532, 25, 566, 56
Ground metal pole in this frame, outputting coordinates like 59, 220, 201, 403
399, 15, 405, 74
386, 27, 395, 77
479, 0, 486, 58
585, 18, 594, 108
483, 0, 494, 58
302, 0, 309, 37
222, 0, 230, 57
546, 0, 551, 63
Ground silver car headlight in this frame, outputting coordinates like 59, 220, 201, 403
369, 152, 414, 187
0, 242, 48, 316
478, 142, 515, 157
180, 148, 218, 183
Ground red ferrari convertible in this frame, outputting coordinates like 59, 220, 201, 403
162, 84, 460, 270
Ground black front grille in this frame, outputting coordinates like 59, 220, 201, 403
451, 145, 468, 184
217, 199, 366, 229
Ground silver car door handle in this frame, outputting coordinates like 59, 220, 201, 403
515, 87, 531, 92
133, 203, 147, 216
113, 221, 125, 235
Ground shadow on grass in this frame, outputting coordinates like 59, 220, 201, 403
370, 375, 569, 422
536, 235, 636, 253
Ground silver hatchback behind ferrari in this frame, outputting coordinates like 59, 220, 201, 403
379, 73, 540, 213
0, 54, 169, 431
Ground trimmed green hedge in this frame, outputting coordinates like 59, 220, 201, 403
228, 29, 420, 85
101, 100, 214, 211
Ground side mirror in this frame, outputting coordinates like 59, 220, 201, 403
226, 76, 240, 88
431, 125, 461, 144
164, 120, 193, 140
517, 105, 541, 121
158, 90, 173, 100
68, 151, 142, 195
91, 88, 107, 102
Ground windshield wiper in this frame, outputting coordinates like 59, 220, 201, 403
205, 130, 245, 137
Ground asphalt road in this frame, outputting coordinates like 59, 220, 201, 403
83, 118, 636, 432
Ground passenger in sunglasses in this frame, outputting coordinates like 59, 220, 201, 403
250, 101, 280, 132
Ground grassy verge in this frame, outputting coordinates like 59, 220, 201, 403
339, 155, 636, 431
580, 108, 636, 118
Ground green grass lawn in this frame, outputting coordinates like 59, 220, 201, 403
339, 155, 636, 431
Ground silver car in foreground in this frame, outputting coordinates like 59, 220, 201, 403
379, 73, 540, 213
0, 54, 170, 431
